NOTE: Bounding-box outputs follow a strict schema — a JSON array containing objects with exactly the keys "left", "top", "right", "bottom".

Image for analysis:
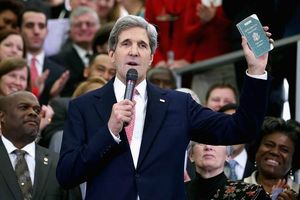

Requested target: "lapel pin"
[
  {"left": 44, "top": 157, "right": 48, "bottom": 165},
  {"left": 159, "top": 99, "right": 165, "bottom": 103}
]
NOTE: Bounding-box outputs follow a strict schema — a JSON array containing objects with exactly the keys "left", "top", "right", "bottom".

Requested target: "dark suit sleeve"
[
  {"left": 189, "top": 75, "right": 271, "bottom": 145},
  {"left": 56, "top": 99, "right": 125, "bottom": 189}
]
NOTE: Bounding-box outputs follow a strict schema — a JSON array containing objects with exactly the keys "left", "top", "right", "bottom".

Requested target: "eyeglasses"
[{"left": 72, "top": 21, "right": 97, "bottom": 29}]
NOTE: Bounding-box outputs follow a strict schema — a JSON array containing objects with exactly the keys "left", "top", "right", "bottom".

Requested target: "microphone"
[
  {"left": 124, "top": 68, "right": 138, "bottom": 100},
  {"left": 123, "top": 69, "right": 138, "bottom": 127}
]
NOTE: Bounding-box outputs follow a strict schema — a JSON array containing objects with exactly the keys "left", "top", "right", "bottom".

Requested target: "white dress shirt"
[
  {"left": 234, "top": 148, "right": 248, "bottom": 180},
  {"left": 113, "top": 77, "right": 147, "bottom": 168},
  {"left": 1, "top": 136, "right": 36, "bottom": 184},
  {"left": 27, "top": 52, "right": 45, "bottom": 76}
]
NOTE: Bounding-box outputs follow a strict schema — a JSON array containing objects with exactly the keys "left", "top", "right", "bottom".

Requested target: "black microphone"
[
  {"left": 124, "top": 68, "right": 138, "bottom": 100},
  {"left": 123, "top": 68, "right": 138, "bottom": 127}
]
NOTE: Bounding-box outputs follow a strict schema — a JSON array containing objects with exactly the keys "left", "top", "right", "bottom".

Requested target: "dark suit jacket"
[
  {"left": 50, "top": 46, "right": 85, "bottom": 97},
  {"left": 0, "top": 140, "right": 82, "bottom": 200},
  {"left": 39, "top": 57, "right": 65, "bottom": 105},
  {"left": 57, "top": 75, "right": 271, "bottom": 199}
]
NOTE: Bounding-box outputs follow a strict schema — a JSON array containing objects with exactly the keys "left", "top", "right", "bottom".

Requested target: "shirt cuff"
[
  {"left": 109, "top": 128, "right": 121, "bottom": 143},
  {"left": 246, "top": 70, "right": 268, "bottom": 80}
]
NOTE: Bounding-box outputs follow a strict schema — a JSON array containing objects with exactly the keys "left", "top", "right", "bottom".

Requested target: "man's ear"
[
  {"left": 149, "top": 54, "right": 154, "bottom": 66},
  {"left": 108, "top": 51, "right": 115, "bottom": 63}
]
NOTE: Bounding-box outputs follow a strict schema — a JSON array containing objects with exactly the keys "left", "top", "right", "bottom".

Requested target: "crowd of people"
[{"left": 0, "top": 0, "right": 300, "bottom": 199}]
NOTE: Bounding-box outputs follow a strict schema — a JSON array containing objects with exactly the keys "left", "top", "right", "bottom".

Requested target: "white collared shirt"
[
  {"left": 113, "top": 77, "right": 147, "bottom": 168},
  {"left": 1, "top": 136, "right": 36, "bottom": 184},
  {"left": 27, "top": 52, "right": 45, "bottom": 76},
  {"left": 72, "top": 44, "right": 92, "bottom": 67},
  {"left": 234, "top": 148, "right": 248, "bottom": 180}
]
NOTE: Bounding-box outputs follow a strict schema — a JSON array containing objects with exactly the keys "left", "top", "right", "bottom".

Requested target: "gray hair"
[
  {"left": 69, "top": 6, "right": 100, "bottom": 28},
  {"left": 108, "top": 15, "right": 158, "bottom": 54}
]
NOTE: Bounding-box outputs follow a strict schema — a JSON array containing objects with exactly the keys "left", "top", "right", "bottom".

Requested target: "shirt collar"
[
  {"left": 27, "top": 51, "right": 44, "bottom": 64},
  {"left": 1, "top": 135, "right": 36, "bottom": 158},
  {"left": 113, "top": 76, "right": 147, "bottom": 102},
  {"left": 73, "top": 44, "right": 92, "bottom": 59},
  {"left": 234, "top": 148, "right": 247, "bottom": 168}
]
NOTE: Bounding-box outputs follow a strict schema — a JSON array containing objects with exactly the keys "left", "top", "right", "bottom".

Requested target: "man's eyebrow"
[{"left": 120, "top": 38, "right": 130, "bottom": 43}]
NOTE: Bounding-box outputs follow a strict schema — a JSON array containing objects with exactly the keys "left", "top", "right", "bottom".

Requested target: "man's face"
[
  {"left": 70, "top": 13, "right": 99, "bottom": 47},
  {"left": 148, "top": 72, "right": 176, "bottom": 89},
  {"left": 206, "top": 88, "right": 236, "bottom": 111},
  {"left": 85, "top": 54, "right": 116, "bottom": 81},
  {"left": 21, "top": 11, "right": 48, "bottom": 54},
  {"left": 0, "top": 92, "right": 41, "bottom": 146},
  {"left": 0, "top": 10, "right": 18, "bottom": 32},
  {"left": 109, "top": 27, "right": 153, "bottom": 84}
]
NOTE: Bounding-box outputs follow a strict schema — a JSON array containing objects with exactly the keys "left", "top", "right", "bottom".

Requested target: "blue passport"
[{"left": 236, "top": 14, "right": 273, "bottom": 58}]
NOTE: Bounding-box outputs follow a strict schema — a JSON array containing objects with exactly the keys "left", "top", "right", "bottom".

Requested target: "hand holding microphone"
[
  {"left": 123, "top": 68, "right": 138, "bottom": 126},
  {"left": 108, "top": 69, "right": 138, "bottom": 135}
]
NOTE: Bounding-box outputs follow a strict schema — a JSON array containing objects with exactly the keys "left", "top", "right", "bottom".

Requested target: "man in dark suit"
[
  {"left": 20, "top": 7, "right": 69, "bottom": 105},
  {"left": 50, "top": 6, "right": 99, "bottom": 97},
  {"left": 0, "top": 91, "right": 82, "bottom": 200},
  {"left": 57, "top": 15, "right": 272, "bottom": 199}
]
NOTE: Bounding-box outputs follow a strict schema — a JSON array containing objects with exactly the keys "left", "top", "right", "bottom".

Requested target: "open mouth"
[
  {"left": 264, "top": 158, "right": 279, "bottom": 166},
  {"left": 126, "top": 61, "right": 138, "bottom": 66}
]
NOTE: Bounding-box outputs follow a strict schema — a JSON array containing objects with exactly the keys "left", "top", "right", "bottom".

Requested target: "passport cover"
[{"left": 236, "top": 14, "right": 273, "bottom": 58}]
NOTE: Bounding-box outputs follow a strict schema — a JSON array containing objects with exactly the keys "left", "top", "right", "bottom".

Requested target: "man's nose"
[
  {"left": 129, "top": 45, "right": 139, "bottom": 56},
  {"left": 33, "top": 25, "right": 40, "bottom": 34}
]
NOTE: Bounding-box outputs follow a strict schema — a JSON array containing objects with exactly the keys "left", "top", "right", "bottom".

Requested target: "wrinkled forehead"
[{"left": 118, "top": 27, "right": 150, "bottom": 44}]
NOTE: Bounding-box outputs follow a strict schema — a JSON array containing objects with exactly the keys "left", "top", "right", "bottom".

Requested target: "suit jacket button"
[{"left": 135, "top": 173, "right": 140, "bottom": 178}]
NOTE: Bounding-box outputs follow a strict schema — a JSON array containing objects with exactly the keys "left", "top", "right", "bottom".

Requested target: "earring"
[{"left": 288, "top": 169, "right": 294, "bottom": 181}]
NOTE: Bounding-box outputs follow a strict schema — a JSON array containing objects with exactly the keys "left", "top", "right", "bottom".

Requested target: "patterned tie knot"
[{"left": 14, "top": 149, "right": 26, "bottom": 156}]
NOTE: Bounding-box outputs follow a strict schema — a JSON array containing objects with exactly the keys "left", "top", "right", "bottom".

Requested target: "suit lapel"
[
  {"left": 32, "top": 146, "right": 51, "bottom": 199},
  {"left": 0, "top": 140, "right": 23, "bottom": 199},
  {"left": 137, "top": 83, "right": 168, "bottom": 168},
  {"left": 93, "top": 79, "right": 117, "bottom": 123}
]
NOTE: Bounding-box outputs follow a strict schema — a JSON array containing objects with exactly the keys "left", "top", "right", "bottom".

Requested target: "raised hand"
[
  {"left": 50, "top": 70, "right": 70, "bottom": 98},
  {"left": 242, "top": 26, "right": 273, "bottom": 75}
]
